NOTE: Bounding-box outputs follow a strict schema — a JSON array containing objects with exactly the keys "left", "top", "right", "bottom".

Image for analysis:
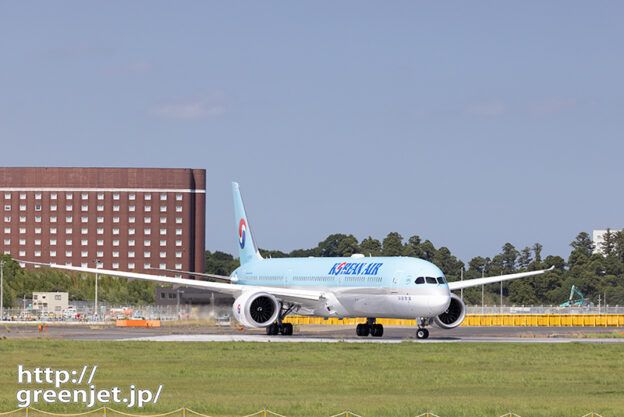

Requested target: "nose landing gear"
[{"left": 356, "top": 318, "right": 384, "bottom": 337}]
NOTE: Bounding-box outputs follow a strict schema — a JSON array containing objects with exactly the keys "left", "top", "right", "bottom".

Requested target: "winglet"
[{"left": 232, "top": 182, "right": 263, "bottom": 264}]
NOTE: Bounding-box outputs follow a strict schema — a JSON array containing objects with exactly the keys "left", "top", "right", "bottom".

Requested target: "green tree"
[
  {"left": 600, "top": 229, "right": 616, "bottom": 256},
  {"left": 336, "top": 235, "right": 360, "bottom": 257},
  {"left": 382, "top": 232, "right": 403, "bottom": 256},
  {"left": 359, "top": 236, "right": 382, "bottom": 257},
  {"left": 532, "top": 242, "right": 543, "bottom": 264},
  {"left": 518, "top": 246, "right": 532, "bottom": 269},
  {"left": 501, "top": 243, "right": 519, "bottom": 273}
]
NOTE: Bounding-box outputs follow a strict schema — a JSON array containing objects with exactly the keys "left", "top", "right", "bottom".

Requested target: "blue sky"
[{"left": 1, "top": 2, "right": 623, "bottom": 264}]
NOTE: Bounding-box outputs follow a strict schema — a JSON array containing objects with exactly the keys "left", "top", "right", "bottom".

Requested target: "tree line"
[{"left": 2, "top": 230, "right": 624, "bottom": 308}]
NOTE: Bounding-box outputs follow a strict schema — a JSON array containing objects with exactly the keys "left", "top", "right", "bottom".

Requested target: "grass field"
[{"left": 1, "top": 340, "right": 623, "bottom": 417}]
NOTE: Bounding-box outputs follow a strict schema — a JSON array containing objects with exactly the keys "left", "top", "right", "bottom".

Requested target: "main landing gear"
[
  {"left": 416, "top": 317, "right": 430, "bottom": 339},
  {"left": 266, "top": 303, "right": 296, "bottom": 336},
  {"left": 356, "top": 318, "right": 384, "bottom": 337}
]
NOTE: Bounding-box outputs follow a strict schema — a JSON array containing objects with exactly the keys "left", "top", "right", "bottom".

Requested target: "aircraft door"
[{"left": 391, "top": 270, "right": 403, "bottom": 293}]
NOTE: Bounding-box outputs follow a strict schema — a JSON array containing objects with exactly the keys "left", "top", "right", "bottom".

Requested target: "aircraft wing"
[
  {"left": 447, "top": 266, "right": 554, "bottom": 291},
  {"left": 18, "top": 261, "right": 323, "bottom": 304},
  {"left": 146, "top": 266, "right": 235, "bottom": 283}
]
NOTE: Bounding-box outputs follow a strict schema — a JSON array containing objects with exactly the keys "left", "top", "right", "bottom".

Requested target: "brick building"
[{"left": 0, "top": 167, "right": 205, "bottom": 275}]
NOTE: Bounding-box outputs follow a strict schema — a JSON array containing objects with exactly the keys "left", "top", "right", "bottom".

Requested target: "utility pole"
[
  {"left": 93, "top": 259, "right": 102, "bottom": 320},
  {"left": 0, "top": 260, "right": 5, "bottom": 321}
]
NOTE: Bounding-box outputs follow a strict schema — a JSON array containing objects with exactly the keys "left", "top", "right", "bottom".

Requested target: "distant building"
[
  {"left": 32, "top": 292, "right": 68, "bottom": 314},
  {"left": 592, "top": 229, "right": 622, "bottom": 255},
  {"left": 0, "top": 167, "right": 205, "bottom": 275},
  {"left": 155, "top": 286, "right": 234, "bottom": 306}
]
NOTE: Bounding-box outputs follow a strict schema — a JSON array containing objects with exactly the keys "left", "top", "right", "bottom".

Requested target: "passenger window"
[
  {"left": 426, "top": 277, "right": 437, "bottom": 284},
  {"left": 437, "top": 277, "right": 446, "bottom": 284},
  {"left": 415, "top": 277, "right": 425, "bottom": 284}
]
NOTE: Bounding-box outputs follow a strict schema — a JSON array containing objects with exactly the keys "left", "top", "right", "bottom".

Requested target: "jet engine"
[
  {"left": 434, "top": 293, "right": 466, "bottom": 329},
  {"left": 232, "top": 292, "right": 280, "bottom": 328}
]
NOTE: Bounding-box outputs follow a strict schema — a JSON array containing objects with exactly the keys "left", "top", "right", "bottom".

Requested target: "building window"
[
  {"left": 129, "top": 205, "right": 135, "bottom": 212},
  {"left": 144, "top": 240, "right": 151, "bottom": 246},
  {"left": 160, "top": 251, "right": 166, "bottom": 258},
  {"left": 50, "top": 250, "right": 56, "bottom": 257},
  {"left": 35, "top": 204, "right": 42, "bottom": 211},
  {"left": 81, "top": 193, "right": 88, "bottom": 200},
  {"left": 160, "top": 240, "right": 166, "bottom": 246},
  {"left": 128, "top": 251, "right": 135, "bottom": 258},
  {"left": 113, "top": 217, "right": 120, "bottom": 223},
  {"left": 113, "top": 228, "right": 119, "bottom": 235},
  {"left": 66, "top": 227, "right": 72, "bottom": 234},
  {"left": 129, "top": 239, "right": 135, "bottom": 246},
  {"left": 175, "top": 240, "right": 182, "bottom": 247},
  {"left": 50, "top": 216, "right": 57, "bottom": 223},
  {"left": 50, "top": 205, "right": 57, "bottom": 211},
  {"left": 81, "top": 216, "right": 88, "bottom": 223},
  {"left": 19, "top": 227, "right": 26, "bottom": 234},
  {"left": 145, "top": 194, "right": 151, "bottom": 200},
  {"left": 81, "top": 228, "right": 88, "bottom": 234},
  {"left": 113, "top": 205, "right": 120, "bottom": 212},
  {"left": 176, "top": 229, "right": 182, "bottom": 235},
  {"left": 65, "top": 239, "right": 72, "bottom": 245},
  {"left": 145, "top": 206, "right": 151, "bottom": 212},
  {"left": 112, "top": 262, "right": 119, "bottom": 269},
  {"left": 81, "top": 262, "right": 88, "bottom": 267},
  {"left": 175, "top": 251, "right": 182, "bottom": 258},
  {"left": 97, "top": 216, "right": 104, "bottom": 223},
  {"left": 145, "top": 228, "right": 151, "bottom": 235},
  {"left": 81, "top": 239, "right": 88, "bottom": 246},
  {"left": 19, "top": 216, "right": 26, "bottom": 222},
  {"left": 176, "top": 206, "right": 182, "bottom": 212},
  {"left": 66, "top": 205, "right": 73, "bottom": 211},
  {"left": 97, "top": 251, "right": 104, "bottom": 257},
  {"left": 113, "top": 193, "right": 120, "bottom": 200},
  {"left": 145, "top": 217, "right": 151, "bottom": 224},
  {"left": 97, "top": 240, "right": 103, "bottom": 246},
  {"left": 129, "top": 228, "right": 135, "bottom": 235},
  {"left": 4, "top": 205, "right": 10, "bottom": 211},
  {"left": 176, "top": 217, "right": 182, "bottom": 224},
  {"left": 129, "top": 194, "right": 135, "bottom": 200},
  {"left": 160, "top": 206, "right": 167, "bottom": 212},
  {"left": 113, "top": 240, "right": 119, "bottom": 246},
  {"left": 3, "top": 239, "right": 9, "bottom": 245},
  {"left": 19, "top": 193, "right": 26, "bottom": 200},
  {"left": 129, "top": 217, "right": 135, "bottom": 223},
  {"left": 19, "top": 205, "right": 26, "bottom": 211},
  {"left": 160, "top": 229, "right": 166, "bottom": 235},
  {"left": 66, "top": 250, "right": 72, "bottom": 257},
  {"left": 128, "top": 262, "right": 135, "bottom": 269},
  {"left": 81, "top": 205, "right": 88, "bottom": 211},
  {"left": 66, "top": 193, "right": 73, "bottom": 200},
  {"left": 50, "top": 239, "right": 57, "bottom": 245},
  {"left": 19, "top": 250, "right": 26, "bottom": 257},
  {"left": 35, "top": 216, "right": 42, "bottom": 223},
  {"left": 144, "top": 263, "right": 151, "bottom": 269},
  {"left": 4, "top": 193, "right": 10, "bottom": 199},
  {"left": 175, "top": 263, "right": 182, "bottom": 269},
  {"left": 81, "top": 251, "right": 88, "bottom": 257},
  {"left": 160, "top": 194, "right": 167, "bottom": 201},
  {"left": 51, "top": 193, "right": 57, "bottom": 200},
  {"left": 4, "top": 215, "right": 10, "bottom": 222},
  {"left": 160, "top": 217, "right": 167, "bottom": 224},
  {"left": 19, "top": 238, "right": 26, "bottom": 245},
  {"left": 35, "top": 193, "right": 42, "bottom": 200},
  {"left": 97, "top": 228, "right": 104, "bottom": 234},
  {"left": 97, "top": 205, "right": 104, "bottom": 212},
  {"left": 176, "top": 194, "right": 182, "bottom": 201},
  {"left": 160, "top": 263, "right": 166, "bottom": 269},
  {"left": 97, "top": 193, "right": 104, "bottom": 200},
  {"left": 66, "top": 216, "right": 72, "bottom": 222},
  {"left": 50, "top": 228, "right": 57, "bottom": 234},
  {"left": 3, "top": 227, "right": 10, "bottom": 233},
  {"left": 113, "top": 251, "right": 119, "bottom": 258},
  {"left": 35, "top": 239, "right": 41, "bottom": 245},
  {"left": 144, "top": 251, "right": 151, "bottom": 258}
]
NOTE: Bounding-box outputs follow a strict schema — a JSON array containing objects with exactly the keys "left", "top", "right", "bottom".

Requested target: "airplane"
[{"left": 21, "top": 182, "right": 554, "bottom": 339}]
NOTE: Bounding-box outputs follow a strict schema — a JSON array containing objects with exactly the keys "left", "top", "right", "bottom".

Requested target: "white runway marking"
[{"left": 119, "top": 334, "right": 624, "bottom": 343}]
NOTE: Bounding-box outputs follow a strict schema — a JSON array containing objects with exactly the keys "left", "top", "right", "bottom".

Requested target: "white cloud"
[
  {"left": 465, "top": 100, "right": 507, "bottom": 117},
  {"left": 151, "top": 94, "right": 227, "bottom": 120}
]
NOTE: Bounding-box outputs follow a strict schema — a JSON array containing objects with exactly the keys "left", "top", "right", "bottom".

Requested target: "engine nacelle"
[
  {"left": 232, "top": 292, "right": 280, "bottom": 328},
  {"left": 434, "top": 293, "right": 466, "bottom": 329}
]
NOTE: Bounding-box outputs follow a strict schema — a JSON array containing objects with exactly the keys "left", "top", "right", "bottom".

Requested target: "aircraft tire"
[
  {"left": 266, "top": 324, "right": 279, "bottom": 335},
  {"left": 416, "top": 328, "right": 429, "bottom": 339},
  {"left": 371, "top": 324, "right": 384, "bottom": 337},
  {"left": 281, "top": 323, "right": 293, "bottom": 336},
  {"left": 356, "top": 323, "right": 370, "bottom": 337}
]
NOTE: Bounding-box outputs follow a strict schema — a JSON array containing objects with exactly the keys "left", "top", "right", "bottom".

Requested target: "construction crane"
[{"left": 560, "top": 285, "right": 594, "bottom": 307}]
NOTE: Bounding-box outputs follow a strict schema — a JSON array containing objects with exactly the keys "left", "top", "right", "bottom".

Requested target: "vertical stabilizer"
[{"left": 232, "top": 182, "right": 263, "bottom": 264}]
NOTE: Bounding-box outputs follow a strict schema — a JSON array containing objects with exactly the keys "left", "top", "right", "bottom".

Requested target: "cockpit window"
[
  {"left": 425, "top": 277, "right": 437, "bottom": 284},
  {"left": 415, "top": 277, "right": 425, "bottom": 284},
  {"left": 437, "top": 277, "right": 446, "bottom": 284}
]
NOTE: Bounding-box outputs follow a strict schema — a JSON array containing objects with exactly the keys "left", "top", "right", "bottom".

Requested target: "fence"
[{"left": 0, "top": 407, "right": 607, "bottom": 417}]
